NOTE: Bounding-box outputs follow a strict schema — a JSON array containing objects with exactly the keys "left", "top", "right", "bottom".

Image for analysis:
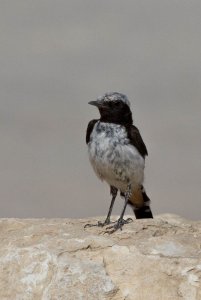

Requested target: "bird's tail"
[{"left": 129, "top": 186, "right": 153, "bottom": 219}]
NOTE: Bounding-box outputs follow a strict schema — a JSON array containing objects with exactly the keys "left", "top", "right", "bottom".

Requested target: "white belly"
[{"left": 88, "top": 122, "right": 145, "bottom": 192}]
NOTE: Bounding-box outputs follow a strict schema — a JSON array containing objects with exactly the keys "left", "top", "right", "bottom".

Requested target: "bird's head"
[{"left": 88, "top": 92, "right": 133, "bottom": 125}]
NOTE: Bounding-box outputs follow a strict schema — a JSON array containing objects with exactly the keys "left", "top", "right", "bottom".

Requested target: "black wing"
[
  {"left": 126, "top": 125, "right": 148, "bottom": 158},
  {"left": 86, "top": 119, "right": 98, "bottom": 144}
]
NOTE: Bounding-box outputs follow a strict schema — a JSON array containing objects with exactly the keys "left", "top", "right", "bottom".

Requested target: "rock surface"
[{"left": 0, "top": 215, "right": 201, "bottom": 300}]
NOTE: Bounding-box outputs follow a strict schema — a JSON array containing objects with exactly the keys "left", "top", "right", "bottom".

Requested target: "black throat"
[{"left": 99, "top": 104, "right": 133, "bottom": 126}]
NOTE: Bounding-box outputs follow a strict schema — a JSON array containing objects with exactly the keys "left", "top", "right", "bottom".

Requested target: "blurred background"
[{"left": 0, "top": 0, "right": 200, "bottom": 219}]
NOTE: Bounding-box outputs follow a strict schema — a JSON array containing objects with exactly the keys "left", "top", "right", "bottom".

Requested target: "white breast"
[{"left": 88, "top": 122, "right": 145, "bottom": 192}]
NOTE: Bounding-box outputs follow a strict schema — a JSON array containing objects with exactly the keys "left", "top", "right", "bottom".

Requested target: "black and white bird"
[{"left": 85, "top": 92, "right": 153, "bottom": 233}]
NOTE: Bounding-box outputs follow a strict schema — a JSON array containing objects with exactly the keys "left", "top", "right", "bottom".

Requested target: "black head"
[{"left": 88, "top": 92, "right": 133, "bottom": 125}]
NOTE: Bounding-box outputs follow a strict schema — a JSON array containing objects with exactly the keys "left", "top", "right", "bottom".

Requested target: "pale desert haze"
[{"left": 0, "top": 1, "right": 200, "bottom": 219}]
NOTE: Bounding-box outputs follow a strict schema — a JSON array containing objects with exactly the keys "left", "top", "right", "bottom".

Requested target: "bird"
[{"left": 85, "top": 92, "right": 153, "bottom": 233}]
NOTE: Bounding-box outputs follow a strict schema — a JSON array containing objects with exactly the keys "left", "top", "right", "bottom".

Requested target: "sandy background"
[{"left": 0, "top": 1, "right": 200, "bottom": 219}]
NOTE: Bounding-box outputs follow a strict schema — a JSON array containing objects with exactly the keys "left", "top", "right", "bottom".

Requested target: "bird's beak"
[
  {"left": 88, "top": 100, "right": 99, "bottom": 107},
  {"left": 88, "top": 100, "right": 104, "bottom": 108}
]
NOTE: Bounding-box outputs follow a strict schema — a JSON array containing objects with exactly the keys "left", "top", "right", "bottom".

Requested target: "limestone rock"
[{"left": 0, "top": 214, "right": 201, "bottom": 299}]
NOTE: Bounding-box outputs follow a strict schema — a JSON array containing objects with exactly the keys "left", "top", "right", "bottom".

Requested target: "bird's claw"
[
  {"left": 84, "top": 219, "right": 115, "bottom": 229},
  {"left": 105, "top": 217, "right": 133, "bottom": 234}
]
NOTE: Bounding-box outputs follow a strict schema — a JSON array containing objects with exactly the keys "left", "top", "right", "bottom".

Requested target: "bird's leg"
[
  {"left": 101, "top": 186, "right": 118, "bottom": 225},
  {"left": 84, "top": 186, "right": 118, "bottom": 228},
  {"left": 106, "top": 184, "right": 133, "bottom": 234}
]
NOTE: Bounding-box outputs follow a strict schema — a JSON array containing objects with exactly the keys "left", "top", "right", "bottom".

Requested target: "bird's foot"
[
  {"left": 84, "top": 218, "right": 115, "bottom": 229},
  {"left": 105, "top": 217, "right": 133, "bottom": 234}
]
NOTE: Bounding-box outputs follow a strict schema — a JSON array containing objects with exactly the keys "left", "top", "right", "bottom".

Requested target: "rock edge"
[{"left": 0, "top": 214, "right": 201, "bottom": 300}]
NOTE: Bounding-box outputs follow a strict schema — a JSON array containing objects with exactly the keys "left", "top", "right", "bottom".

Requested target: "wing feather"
[
  {"left": 86, "top": 119, "right": 98, "bottom": 144},
  {"left": 126, "top": 125, "right": 148, "bottom": 158}
]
